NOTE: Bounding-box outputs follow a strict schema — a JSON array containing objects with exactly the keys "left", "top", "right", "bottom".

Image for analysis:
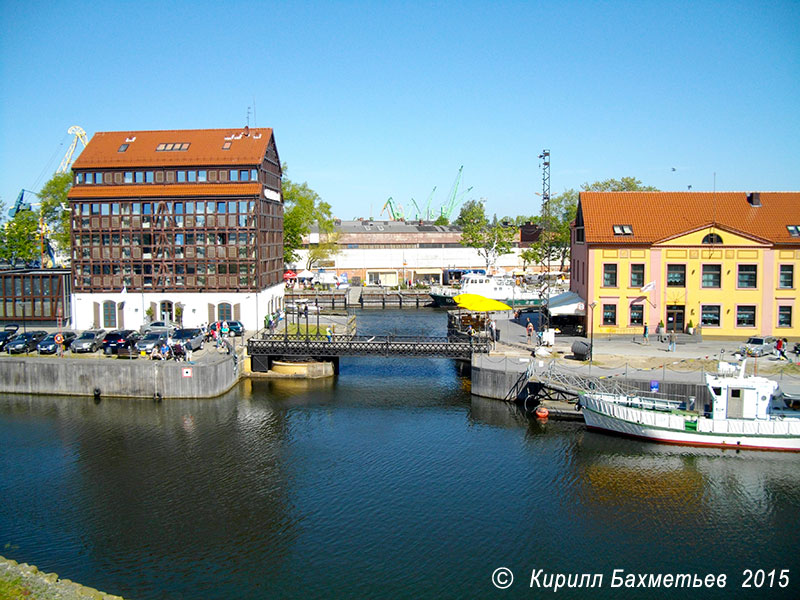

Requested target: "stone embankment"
[{"left": 0, "top": 556, "right": 124, "bottom": 600}]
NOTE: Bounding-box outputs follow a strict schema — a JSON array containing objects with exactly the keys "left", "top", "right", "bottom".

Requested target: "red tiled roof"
[
  {"left": 71, "top": 128, "right": 274, "bottom": 168},
  {"left": 68, "top": 183, "right": 262, "bottom": 199},
  {"left": 580, "top": 192, "right": 800, "bottom": 245}
]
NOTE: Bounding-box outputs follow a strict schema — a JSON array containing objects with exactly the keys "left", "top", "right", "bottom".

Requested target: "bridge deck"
[{"left": 248, "top": 334, "right": 491, "bottom": 365}]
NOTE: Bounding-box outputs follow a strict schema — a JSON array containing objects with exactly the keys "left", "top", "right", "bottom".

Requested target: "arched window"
[
  {"left": 159, "top": 300, "right": 173, "bottom": 321},
  {"left": 218, "top": 302, "right": 232, "bottom": 321},
  {"left": 702, "top": 233, "right": 723, "bottom": 244},
  {"left": 103, "top": 301, "right": 117, "bottom": 328}
]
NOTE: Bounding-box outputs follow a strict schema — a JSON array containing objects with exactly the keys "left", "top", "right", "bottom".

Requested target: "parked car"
[
  {"left": 6, "top": 330, "right": 48, "bottom": 354},
  {"left": 208, "top": 320, "right": 245, "bottom": 337},
  {"left": 0, "top": 325, "right": 20, "bottom": 351},
  {"left": 143, "top": 320, "right": 180, "bottom": 335},
  {"left": 738, "top": 336, "right": 778, "bottom": 357},
  {"left": 70, "top": 329, "right": 107, "bottom": 353},
  {"left": 37, "top": 331, "right": 77, "bottom": 354},
  {"left": 172, "top": 328, "right": 204, "bottom": 352},
  {"left": 102, "top": 330, "right": 141, "bottom": 355},
  {"left": 135, "top": 331, "right": 168, "bottom": 354}
]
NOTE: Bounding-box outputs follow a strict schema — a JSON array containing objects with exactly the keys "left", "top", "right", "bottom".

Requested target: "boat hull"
[{"left": 581, "top": 396, "right": 800, "bottom": 452}]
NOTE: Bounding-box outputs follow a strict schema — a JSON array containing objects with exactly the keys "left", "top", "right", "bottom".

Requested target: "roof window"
[
  {"left": 222, "top": 141, "right": 232, "bottom": 150},
  {"left": 613, "top": 225, "right": 633, "bottom": 235},
  {"left": 156, "top": 142, "right": 190, "bottom": 152},
  {"left": 788, "top": 225, "right": 800, "bottom": 237},
  {"left": 118, "top": 144, "right": 129, "bottom": 153}
]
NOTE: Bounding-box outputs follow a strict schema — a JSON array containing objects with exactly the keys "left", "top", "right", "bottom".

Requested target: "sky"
[{"left": 1, "top": 0, "right": 799, "bottom": 222}]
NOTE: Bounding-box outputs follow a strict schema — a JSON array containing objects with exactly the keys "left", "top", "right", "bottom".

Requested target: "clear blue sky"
[{"left": 2, "top": 0, "right": 798, "bottom": 221}]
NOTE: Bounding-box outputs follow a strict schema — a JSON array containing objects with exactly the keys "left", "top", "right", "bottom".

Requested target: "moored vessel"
[
  {"left": 429, "top": 273, "right": 542, "bottom": 307},
  {"left": 579, "top": 361, "right": 800, "bottom": 451}
]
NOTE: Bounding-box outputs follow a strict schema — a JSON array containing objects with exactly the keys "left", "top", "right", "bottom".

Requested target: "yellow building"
[{"left": 570, "top": 192, "right": 800, "bottom": 339}]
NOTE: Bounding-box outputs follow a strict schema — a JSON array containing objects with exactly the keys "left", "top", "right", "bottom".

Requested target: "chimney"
[{"left": 747, "top": 192, "right": 761, "bottom": 207}]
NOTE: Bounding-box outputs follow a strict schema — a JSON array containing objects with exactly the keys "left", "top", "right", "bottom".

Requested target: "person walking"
[
  {"left": 526, "top": 319, "right": 534, "bottom": 344},
  {"left": 643, "top": 323, "right": 649, "bottom": 345},
  {"left": 325, "top": 326, "right": 333, "bottom": 342},
  {"left": 668, "top": 330, "right": 676, "bottom": 352},
  {"left": 778, "top": 338, "right": 789, "bottom": 361}
]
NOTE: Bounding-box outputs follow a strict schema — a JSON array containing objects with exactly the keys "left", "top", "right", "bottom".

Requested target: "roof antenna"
[
  {"left": 252, "top": 96, "right": 257, "bottom": 128},
  {"left": 246, "top": 106, "right": 251, "bottom": 128}
]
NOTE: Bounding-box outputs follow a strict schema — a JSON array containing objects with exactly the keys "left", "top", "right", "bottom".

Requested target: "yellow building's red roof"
[
  {"left": 580, "top": 192, "right": 800, "bottom": 245},
  {"left": 68, "top": 183, "right": 262, "bottom": 199},
  {"left": 72, "top": 128, "right": 273, "bottom": 169}
]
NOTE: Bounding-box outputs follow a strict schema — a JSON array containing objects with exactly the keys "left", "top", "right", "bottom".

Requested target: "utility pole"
[{"left": 538, "top": 149, "right": 551, "bottom": 332}]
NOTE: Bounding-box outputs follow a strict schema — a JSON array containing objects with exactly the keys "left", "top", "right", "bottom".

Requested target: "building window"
[
  {"left": 177, "top": 171, "right": 186, "bottom": 183},
  {"left": 102, "top": 301, "right": 116, "bottom": 328},
  {"left": 603, "top": 264, "right": 617, "bottom": 287},
  {"left": 145, "top": 171, "right": 154, "bottom": 183},
  {"left": 787, "top": 225, "right": 799, "bottom": 237},
  {"left": 779, "top": 264, "right": 794, "bottom": 288},
  {"left": 702, "top": 233, "right": 723, "bottom": 244},
  {"left": 701, "top": 305, "right": 721, "bottom": 327},
  {"left": 702, "top": 264, "right": 721, "bottom": 288},
  {"left": 218, "top": 302, "right": 232, "bottom": 321},
  {"left": 118, "top": 144, "right": 129, "bottom": 152},
  {"left": 736, "top": 305, "right": 756, "bottom": 327},
  {"left": 602, "top": 304, "right": 617, "bottom": 326},
  {"left": 135, "top": 172, "right": 144, "bottom": 183},
  {"left": 612, "top": 225, "right": 633, "bottom": 235},
  {"left": 222, "top": 141, "right": 232, "bottom": 150},
  {"left": 629, "top": 304, "right": 644, "bottom": 326},
  {"left": 737, "top": 264, "right": 757, "bottom": 288},
  {"left": 198, "top": 170, "right": 207, "bottom": 182},
  {"left": 630, "top": 264, "right": 645, "bottom": 288},
  {"left": 230, "top": 169, "right": 239, "bottom": 181},
  {"left": 667, "top": 264, "right": 686, "bottom": 287},
  {"left": 778, "top": 306, "right": 792, "bottom": 327}
]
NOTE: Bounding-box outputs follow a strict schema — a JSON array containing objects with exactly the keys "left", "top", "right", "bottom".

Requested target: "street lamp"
[{"left": 588, "top": 302, "right": 597, "bottom": 368}]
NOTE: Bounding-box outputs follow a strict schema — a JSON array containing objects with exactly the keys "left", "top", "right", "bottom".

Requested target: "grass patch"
[{"left": 0, "top": 575, "right": 32, "bottom": 599}]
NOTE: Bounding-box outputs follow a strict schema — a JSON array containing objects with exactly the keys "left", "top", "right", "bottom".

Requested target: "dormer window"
[
  {"left": 613, "top": 225, "right": 633, "bottom": 235},
  {"left": 702, "top": 233, "right": 723, "bottom": 244}
]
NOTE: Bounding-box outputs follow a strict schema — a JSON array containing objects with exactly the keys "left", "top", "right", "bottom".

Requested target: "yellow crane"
[{"left": 56, "top": 126, "right": 88, "bottom": 173}]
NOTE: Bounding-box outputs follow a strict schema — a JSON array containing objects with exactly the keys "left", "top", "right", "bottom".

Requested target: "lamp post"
[{"left": 588, "top": 302, "right": 597, "bottom": 369}]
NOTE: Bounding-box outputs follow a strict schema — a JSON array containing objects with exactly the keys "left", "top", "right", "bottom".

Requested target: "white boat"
[
  {"left": 429, "top": 273, "right": 542, "bottom": 308},
  {"left": 579, "top": 361, "right": 800, "bottom": 452}
]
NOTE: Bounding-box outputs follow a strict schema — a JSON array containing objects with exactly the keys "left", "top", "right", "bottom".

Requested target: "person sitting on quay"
[{"left": 150, "top": 346, "right": 162, "bottom": 360}]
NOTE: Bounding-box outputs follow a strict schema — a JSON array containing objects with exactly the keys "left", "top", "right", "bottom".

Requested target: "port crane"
[
  {"left": 380, "top": 197, "right": 405, "bottom": 221},
  {"left": 56, "top": 126, "right": 88, "bottom": 173},
  {"left": 439, "top": 166, "right": 472, "bottom": 221}
]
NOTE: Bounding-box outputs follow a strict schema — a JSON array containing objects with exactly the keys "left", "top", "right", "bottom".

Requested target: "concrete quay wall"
[{"left": 0, "top": 355, "right": 239, "bottom": 399}]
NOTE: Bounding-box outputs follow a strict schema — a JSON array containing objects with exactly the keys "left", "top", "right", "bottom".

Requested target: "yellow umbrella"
[{"left": 453, "top": 294, "right": 511, "bottom": 312}]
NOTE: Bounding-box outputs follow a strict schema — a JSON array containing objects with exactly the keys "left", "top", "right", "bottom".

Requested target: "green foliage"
[
  {"left": 520, "top": 247, "right": 544, "bottom": 269},
  {"left": 38, "top": 172, "right": 73, "bottom": 251},
  {"left": 282, "top": 164, "right": 334, "bottom": 267},
  {"left": 0, "top": 210, "right": 39, "bottom": 266},
  {"left": 458, "top": 198, "right": 516, "bottom": 270},
  {"left": 433, "top": 214, "right": 449, "bottom": 226},
  {"left": 581, "top": 176, "right": 659, "bottom": 192}
]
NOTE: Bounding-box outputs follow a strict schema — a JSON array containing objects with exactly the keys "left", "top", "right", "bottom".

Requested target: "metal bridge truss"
[
  {"left": 509, "top": 363, "right": 638, "bottom": 405},
  {"left": 248, "top": 334, "right": 491, "bottom": 372}
]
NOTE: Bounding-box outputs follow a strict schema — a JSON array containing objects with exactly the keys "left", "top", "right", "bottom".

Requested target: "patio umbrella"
[
  {"left": 283, "top": 270, "right": 297, "bottom": 280},
  {"left": 454, "top": 294, "right": 511, "bottom": 312}
]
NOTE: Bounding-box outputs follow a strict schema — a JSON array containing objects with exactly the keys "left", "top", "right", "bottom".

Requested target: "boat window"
[
  {"left": 731, "top": 389, "right": 741, "bottom": 398},
  {"left": 712, "top": 387, "right": 721, "bottom": 396}
]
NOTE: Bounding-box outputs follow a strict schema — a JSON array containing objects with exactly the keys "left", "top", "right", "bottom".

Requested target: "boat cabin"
[{"left": 706, "top": 362, "right": 778, "bottom": 420}]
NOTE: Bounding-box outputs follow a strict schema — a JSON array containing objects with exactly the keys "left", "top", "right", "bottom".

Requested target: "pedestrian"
[
  {"left": 489, "top": 319, "right": 497, "bottom": 348},
  {"left": 778, "top": 338, "right": 789, "bottom": 361},
  {"left": 221, "top": 320, "right": 230, "bottom": 338},
  {"left": 643, "top": 323, "right": 649, "bottom": 345},
  {"left": 668, "top": 331, "right": 676, "bottom": 352},
  {"left": 186, "top": 344, "right": 193, "bottom": 363},
  {"left": 325, "top": 326, "right": 332, "bottom": 342},
  {"left": 526, "top": 319, "right": 533, "bottom": 344}
]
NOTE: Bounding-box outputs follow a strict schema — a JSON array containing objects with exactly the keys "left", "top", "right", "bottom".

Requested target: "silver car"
[
  {"left": 135, "top": 332, "right": 168, "bottom": 354},
  {"left": 172, "top": 328, "right": 204, "bottom": 351},
  {"left": 739, "top": 336, "right": 778, "bottom": 357},
  {"left": 70, "top": 330, "right": 107, "bottom": 353}
]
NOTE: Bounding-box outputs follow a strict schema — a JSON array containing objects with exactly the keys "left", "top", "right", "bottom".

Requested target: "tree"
[
  {"left": 581, "top": 176, "right": 658, "bottom": 192},
  {"left": 282, "top": 165, "right": 335, "bottom": 267},
  {"left": 38, "top": 172, "right": 73, "bottom": 252},
  {"left": 520, "top": 247, "right": 544, "bottom": 270},
  {"left": 0, "top": 209, "right": 40, "bottom": 267},
  {"left": 306, "top": 231, "right": 340, "bottom": 270},
  {"left": 433, "top": 214, "right": 449, "bottom": 226},
  {"left": 458, "top": 198, "right": 516, "bottom": 270}
]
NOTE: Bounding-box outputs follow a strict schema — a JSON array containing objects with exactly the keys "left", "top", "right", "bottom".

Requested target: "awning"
[
  {"left": 297, "top": 269, "right": 314, "bottom": 279},
  {"left": 413, "top": 268, "right": 442, "bottom": 275},
  {"left": 547, "top": 291, "right": 586, "bottom": 316}
]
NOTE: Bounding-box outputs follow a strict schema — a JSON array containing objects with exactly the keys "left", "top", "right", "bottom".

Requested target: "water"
[{"left": 1, "top": 310, "right": 798, "bottom": 599}]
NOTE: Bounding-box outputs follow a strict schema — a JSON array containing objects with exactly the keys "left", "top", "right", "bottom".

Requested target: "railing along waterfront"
[{"left": 248, "top": 333, "right": 491, "bottom": 359}]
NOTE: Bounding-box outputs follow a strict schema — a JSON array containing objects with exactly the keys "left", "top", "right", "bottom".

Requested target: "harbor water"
[{"left": 1, "top": 310, "right": 798, "bottom": 599}]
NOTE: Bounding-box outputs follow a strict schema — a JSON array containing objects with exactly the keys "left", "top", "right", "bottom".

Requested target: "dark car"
[
  {"left": 209, "top": 320, "right": 244, "bottom": 337},
  {"left": 6, "top": 330, "right": 48, "bottom": 354},
  {"left": 0, "top": 329, "right": 20, "bottom": 351},
  {"left": 102, "top": 329, "right": 141, "bottom": 355},
  {"left": 172, "top": 328, "right": 204, "bottom": 352},
  {"left": 37, "top": 331, "right": 77, "bottom": 354},
  {"left": 70, "top": 329, "right": 107, "bottom": 353}
]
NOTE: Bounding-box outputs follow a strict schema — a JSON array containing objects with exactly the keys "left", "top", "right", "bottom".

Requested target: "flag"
[{"left": 640, "top": 281, "right": 656, "bottom": 293}]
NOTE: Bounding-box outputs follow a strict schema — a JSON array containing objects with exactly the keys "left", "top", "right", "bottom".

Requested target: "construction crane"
[
  {"left": 380, "top": 197, "right": 405, "bottom": 221},
  {"left": 7, "top": 189, "right": 56, "bottom": 267},
  {"left": 440, "top": 166, "right": 473, "bottom": 221},
  {"left": 56, "top": 126, "right": 88, "bottom": 173},
  {"left": 409, "top": 186, "right": 437, "bottom": 221}
]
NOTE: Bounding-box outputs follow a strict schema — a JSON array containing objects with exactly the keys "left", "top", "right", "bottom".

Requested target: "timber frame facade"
[{"left": 67, "top": 127, "right": 285, "bottom": 331}]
